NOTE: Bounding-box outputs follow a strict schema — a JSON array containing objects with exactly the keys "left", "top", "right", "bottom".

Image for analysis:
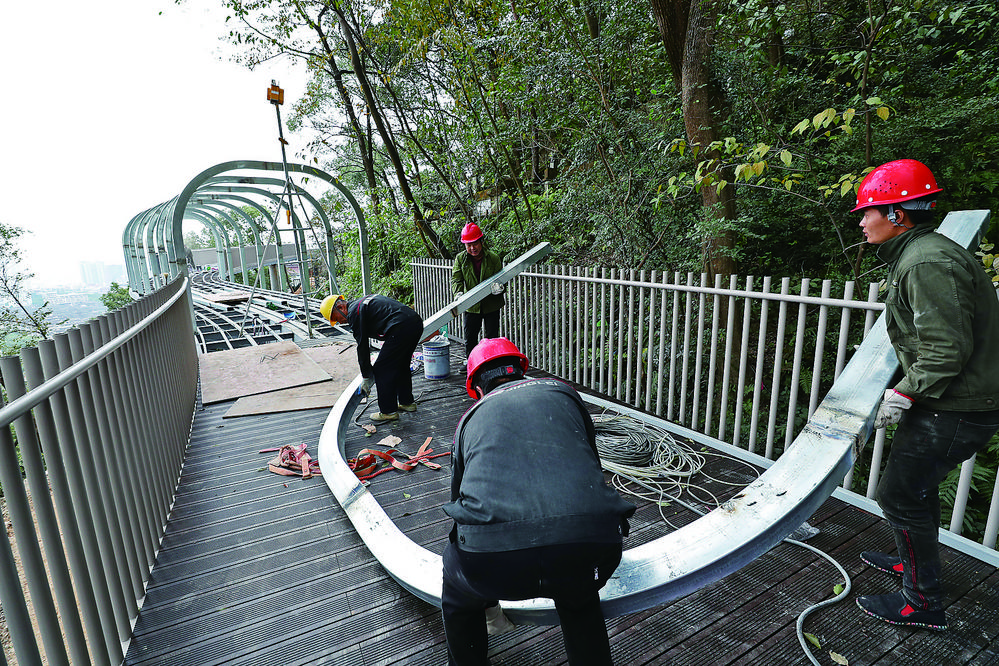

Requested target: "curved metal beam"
[
  {"left": 171, "top": 160, "right": 368, "bottom": 291},
  {"left": 190, "top": 204, "right": 250, "bottom": 281},
  {"left": 197, "top": 179, "right": 339, "bottom": 290},
  {"left": 190, "top": 190, "right": 278, "bottom": 289},
  {"left": 185, "top": 208, "right": 240, "bottom": 281}
]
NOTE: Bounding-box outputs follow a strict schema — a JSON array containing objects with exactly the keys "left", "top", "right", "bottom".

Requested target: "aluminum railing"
[
  {"left": 412, "top": 209, "right": 999, "bottom": 552},
  {"left": 0, "top": 276, "right": 197, "bottom": 665}
]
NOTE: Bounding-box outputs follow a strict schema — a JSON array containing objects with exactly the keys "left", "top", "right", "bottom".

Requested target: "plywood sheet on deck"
[
  {"left": 202, "top": 290, "right": 252, "bottom": 304},
  {"left": 222, "top": 382, "right": 340, "bottom": 418},
  {"left": 222, "top": 342, "right": 359, "bottom": 418},
  {"left": 199, "top": 341, "right": 331, "bottom": 404}
]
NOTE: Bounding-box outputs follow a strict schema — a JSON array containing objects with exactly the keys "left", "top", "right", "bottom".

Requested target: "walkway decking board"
[{"left": 124, "top": 348, "right": 999, "bottom": 666}]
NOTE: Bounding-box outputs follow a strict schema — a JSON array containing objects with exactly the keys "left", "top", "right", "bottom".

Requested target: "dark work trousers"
[
  {"left": 876, "top": 405, "right": 999, "bottom": 610},
  {"left": 442, "top": 540, "right": 622, "bottom": 666},
  {"left": 463, "top": 310, "right": 501, "bottom": 358},
  {"left": 372, "top": 316, "right": 422, "bottom": 414}
]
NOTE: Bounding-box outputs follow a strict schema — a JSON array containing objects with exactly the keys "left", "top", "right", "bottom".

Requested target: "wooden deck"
[{"left": 124, "top": 346, "right": 999, "bottom": 666}]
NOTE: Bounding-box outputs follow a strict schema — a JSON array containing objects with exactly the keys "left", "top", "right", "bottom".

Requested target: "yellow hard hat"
[{"left": 320, "top": 294, "right": 345, "bottom": 321}]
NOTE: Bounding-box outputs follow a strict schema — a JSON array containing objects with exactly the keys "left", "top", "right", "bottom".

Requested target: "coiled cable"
[{"left": 592, "top": 409, "right": 850, "bottom": 665}]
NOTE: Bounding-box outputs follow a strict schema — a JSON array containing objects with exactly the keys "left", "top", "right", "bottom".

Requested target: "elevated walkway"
[
  {"left": 3, "top": 212, "right": 997, "bottom": 665},
  {"left": 124, "top": 346, "right": 999, "bottom": 665}
]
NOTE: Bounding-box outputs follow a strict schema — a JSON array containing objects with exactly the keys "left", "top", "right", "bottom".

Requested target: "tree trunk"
[
  {"left": 331, "top": 3, "right": 450, "bottom": 259},
  {"left": 650, "top": 0, "right": 737, "bottom": 280},
  {"left": 302, "top": 5, "right": 380, "bottom": 214}
]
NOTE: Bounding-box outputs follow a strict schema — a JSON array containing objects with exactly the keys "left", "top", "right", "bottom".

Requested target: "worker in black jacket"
[
  {"left": 321, "top": 293, "right": 422, "bottom": 422},
  {"left": 442, "top": 337, "right": 635, "bottom": 665}
]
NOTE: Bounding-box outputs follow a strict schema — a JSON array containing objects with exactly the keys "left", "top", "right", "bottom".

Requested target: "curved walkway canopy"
[{"left": 122, "top": 160, "right": 370, "bottom": 296}]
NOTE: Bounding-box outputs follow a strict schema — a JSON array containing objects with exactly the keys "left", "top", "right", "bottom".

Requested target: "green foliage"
[
  {"left": 978, "top": 238, "right": 999, "bottom": 287},
  {"left": 192, "top": 0, "right": 999, "bottom": 284},
  {"left": 939, "top": 437, "right": 999, "bottom": 537},
  {"left": 184, "top": 228, "right": 217, "bottom": 249},
  {"left": 1, "top": 221, "right": 60, "bottom": 355},
  {"left": 1, "top": 331, "right": 39, "bottom": 357},
  {"left": 100, "top": 282, "right": 134, "bottom": 312}
]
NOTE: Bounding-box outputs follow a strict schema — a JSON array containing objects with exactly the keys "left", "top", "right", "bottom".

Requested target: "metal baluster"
[{"left": 784, "top": 279, "right": 809, "bottom": 448}]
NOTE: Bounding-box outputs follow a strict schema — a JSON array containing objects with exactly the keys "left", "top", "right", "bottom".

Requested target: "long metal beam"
[{"left": 318, "top": 211, "right": 992, "bottom": 623}]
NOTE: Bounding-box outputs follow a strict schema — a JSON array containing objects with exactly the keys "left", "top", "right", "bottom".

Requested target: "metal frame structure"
[{"left": 121, "top": 160, "right": 371, "bottom": 298}]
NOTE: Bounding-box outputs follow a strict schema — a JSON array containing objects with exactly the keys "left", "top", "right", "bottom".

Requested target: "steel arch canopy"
[{"left": 122, "top": 160, "right": 369, "bottom": 295}]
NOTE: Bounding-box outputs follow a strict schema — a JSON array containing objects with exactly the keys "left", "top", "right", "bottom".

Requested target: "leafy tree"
[
  {"left": 184, "top": 228, "right": 216, "bottom": 249},
  {"left": 1, "top": 222, "right": 61, "bottom": 355},
  {"left": 100, "top": 282, "right": 135, "bottom": 312},
  {"left": 650, "top": 0, "right": 738, "bottom": 278},
  {"left": 659, "top": 0, "right": 999, "bottom": 277},
  {"left": 199, "top": 0, "right": 450, "bottom": 263},
  {"left": 184, "top": 0, "right": 998, "bottom": 290}
]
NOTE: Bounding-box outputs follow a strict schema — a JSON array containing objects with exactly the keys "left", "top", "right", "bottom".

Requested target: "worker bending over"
[
  {"left": 321, "top": 294, "right": 422, "bottom": 423},
  {"left": 442, "top": 338, "right": 635, "bottom": 665}
]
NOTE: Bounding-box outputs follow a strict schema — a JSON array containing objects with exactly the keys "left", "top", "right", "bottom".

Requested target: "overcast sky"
[{"left": 0, "top": 0, "right": 308, "bottom": 287}]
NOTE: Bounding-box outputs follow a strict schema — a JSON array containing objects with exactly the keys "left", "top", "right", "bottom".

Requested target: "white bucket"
[{"left": 422, "top": 339, "right": 451, "bottom": 379}]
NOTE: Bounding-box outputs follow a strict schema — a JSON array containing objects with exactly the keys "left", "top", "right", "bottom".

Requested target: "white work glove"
[
  {"left": 874, "top": 389, "right": 913, "bottom": 428},
  {"left": 490, "top": 282, "right": 505, "bottom": 295},
  {"left": 359, "top": 377, "right": 374, "bottom": 398}
]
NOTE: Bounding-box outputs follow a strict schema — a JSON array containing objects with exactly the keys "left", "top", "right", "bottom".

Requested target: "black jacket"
[
  {"left": 345, "top": 295, "right": 422, "bottom": 377},
  {"left": 444, "top": 378, "right": 635, "bottom": 552}
]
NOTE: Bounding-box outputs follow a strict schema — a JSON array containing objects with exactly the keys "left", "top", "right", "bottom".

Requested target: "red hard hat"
[
  {"left": 851, "top": 159, "right": 942, "bottom": 212},
  {"left": 460, "top": 222, "right": 484, "bottom": 243},
  {"left": 465, "top": 337, "right": 528, "bottom": 399}
]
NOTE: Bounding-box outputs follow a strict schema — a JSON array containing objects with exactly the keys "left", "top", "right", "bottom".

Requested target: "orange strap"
[
  {"left": 260, "top": 443, "right": 322, "bottom": 479},
  {"left": 348, "top": 437, "right": 450, "bottom": 481}
]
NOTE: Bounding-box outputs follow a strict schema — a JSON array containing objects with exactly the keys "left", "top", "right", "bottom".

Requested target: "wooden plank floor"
[{"left": 124, "top": 346, "right": 999, "bottom": 666}]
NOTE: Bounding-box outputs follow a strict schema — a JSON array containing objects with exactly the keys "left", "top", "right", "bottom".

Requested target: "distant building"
[
  {"left": 80, "top": 261, "right": 106, "bottom": 287},
  {"left": 107, "top": 263, "right": 127, "bottom": 284},
  {"left": 78, "top": 261, "right": 127, "bottom": 288}
]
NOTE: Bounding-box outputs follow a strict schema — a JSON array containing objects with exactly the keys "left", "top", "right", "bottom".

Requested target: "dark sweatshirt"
[{"left": 444, "top": 377, "right": 635, "bottom": 552}]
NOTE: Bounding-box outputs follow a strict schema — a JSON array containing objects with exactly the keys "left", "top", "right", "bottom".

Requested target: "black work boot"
[
  {"left": 861, "top": 551, "right": 904, "bottom": 577},
  {"left": 856, "top": 592, "right": 947, "bottom": 631}
]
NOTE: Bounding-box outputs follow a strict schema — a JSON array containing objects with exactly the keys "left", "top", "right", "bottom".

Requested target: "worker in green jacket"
[
  {"left": 451, "top": 222, "right": 505, "bottom": 360},
  {"left": 854, "top": 159, "right": 999, "bottom": 631}
]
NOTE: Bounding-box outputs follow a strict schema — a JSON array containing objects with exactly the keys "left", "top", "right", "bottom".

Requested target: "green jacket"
[
  {"left": 451, "top": 249, "right": 505, "bottom": 314},
  {"left": 876, "top": 224, "right": 999, "bottom": 411}
]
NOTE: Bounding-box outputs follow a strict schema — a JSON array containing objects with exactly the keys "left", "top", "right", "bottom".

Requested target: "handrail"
[
  {"left": 409, "top": 261, "right": 888, "bottom": 312},
  {"left": 0, "top": 276, "right": 190, "bottom": 429},
  {"left": 0, "top": 277, "right": 198, "bottom": 664}
]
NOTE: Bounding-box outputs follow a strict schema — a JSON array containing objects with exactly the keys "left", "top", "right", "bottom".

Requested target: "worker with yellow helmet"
[{"left": 320, "top": 293, "right": 422, "bottom": 422}]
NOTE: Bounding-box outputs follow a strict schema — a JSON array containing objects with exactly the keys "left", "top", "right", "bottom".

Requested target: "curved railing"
[
  {"left": 0, "top": 277, "right": 197, "bottom": 664},
  {"left": 318, "top": 211, "right": 994, "bottom": 623}
]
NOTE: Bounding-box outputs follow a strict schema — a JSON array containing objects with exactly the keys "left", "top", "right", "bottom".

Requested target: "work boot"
[
  {"left": 398, "top": 403, "right": 418, "bottom": 412},
  {"left": 484, "top": 604, "right": 515, "bottom": 635},
  {"left": 857, "top": 592, "right": 946, "bottom": 631},
  {"left": 370, "top": 412, "right": 399, "bottom": 422},
  {"left": 861, "top": 551, "right": 904, "bottom": 577}
]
